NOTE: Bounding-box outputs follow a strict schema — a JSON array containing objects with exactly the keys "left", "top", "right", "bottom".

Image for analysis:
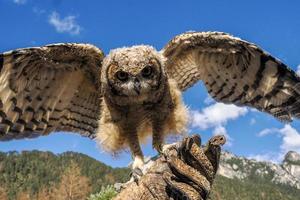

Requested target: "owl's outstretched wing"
[
  {"left": 162, "top": 32, "right": 300, "bottom": 122},
  {"left": 0, "top": 43, "right": 104, "bottom": 141}
]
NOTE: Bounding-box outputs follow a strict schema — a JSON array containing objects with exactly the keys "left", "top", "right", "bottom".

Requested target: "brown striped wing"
[
  {"left": 162, "top": 32, "right": 300, "bottom": 122},
  {"left": 0, "top": 43, "right": 104, "bottom": 141}
]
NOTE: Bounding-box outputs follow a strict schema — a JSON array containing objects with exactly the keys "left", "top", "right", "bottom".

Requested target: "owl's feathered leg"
[
  {"left": 152, "top": 123, "right": 164, "bottom": 154},
  {"left": 152, "top": 107, "right": 170, "bottom": 154},
  {"left": 127, "top": 128, "right": 145, "bottom": 181},
  {"left": 153, "top": 121, "right": 177, "bottom": 156}
]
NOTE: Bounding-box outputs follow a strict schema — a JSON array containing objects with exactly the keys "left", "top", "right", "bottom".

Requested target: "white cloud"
[
  {"left": 190, "top": 103, "right": 248, "bottom": 130},
  {"left": 250, "top": 118, "right": 256, "bottom": 125},
  {"left": 13, "top": 0, "right": 26, "bottom": 5},
  {"left": 212, "top": 125, "right": 233, "bottom": 147},
  {"left": 258, "top": 125, "right": 300, "bottom": 152},
  {"left": 257, "top": 128, "right": 277, "bottom": 137},
  {"left": 296, "top": 64, "right": 300, "bottom": 76},
  {"left": 203, "top": 95, "right": 215, "bottom": 105},
  {"left": 190, "top": 103, "right": 247, "bottom": 147},
  {"left": 71, "top": 139, "right": 79, "bottom": 149},
  {"left": 248, "top": 152, "right": 283, "bottom": 164},
  {"left": 250, "top": 108, "right": 259, "bottom": 112},
  {"left": 279, "top": 125, "right": 300, "bottom": 152},
  {"left": 48, "top": 11, "right": 81, "bottom": 35},
  {"left": 33, "top": 7, "right": 46, "bottom": 15},
  {"left": 255, "top": 125, "right": 300, "bottom": 162}
]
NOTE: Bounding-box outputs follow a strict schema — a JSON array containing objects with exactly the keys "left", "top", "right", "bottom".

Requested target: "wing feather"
[
  {"left": 0, "top": 43, "right": 104, "bottom": 141},
  {"left": 162, "top": 32, "right": 300, "bottom": 122}
]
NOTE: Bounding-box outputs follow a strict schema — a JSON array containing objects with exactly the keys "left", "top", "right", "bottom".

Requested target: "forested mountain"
[
  {"left": 0, "top": 150, "right": 299, "bottom": 200},
  {"left": 0, "top": 151, "right": 129, "bottom": 200},
  {"left": 209, "top": 151, "right": 300, "bottom": 200}
]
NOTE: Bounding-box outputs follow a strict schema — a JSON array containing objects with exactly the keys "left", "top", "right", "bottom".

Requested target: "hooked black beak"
[{"left": 134, "top": 78, "right": 141, "bottom": 95}]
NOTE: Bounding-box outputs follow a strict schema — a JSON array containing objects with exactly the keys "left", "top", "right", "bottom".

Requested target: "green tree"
[{"left": 88, "top": 185, "right": 117, "bottom": 200}]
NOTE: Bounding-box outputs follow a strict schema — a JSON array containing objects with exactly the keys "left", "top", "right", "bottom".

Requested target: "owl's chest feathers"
[
  {"left": 104, "top": 89, "right": 174, "bottom": 130},
  {"left": 97, "top": 79, "right": 188, "bottom": 152},
  {"left": 100, "top": 79, "right": 181, "bottom": 133}
]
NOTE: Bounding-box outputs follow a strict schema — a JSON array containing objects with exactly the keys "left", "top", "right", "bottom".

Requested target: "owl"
[{"left": 0, "top": 32, "right": 299, "bottom": 172}]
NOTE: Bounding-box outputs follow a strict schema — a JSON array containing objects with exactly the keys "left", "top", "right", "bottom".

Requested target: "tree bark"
[{"left": 114, "top": 134, "right": 226, "bottom": 200}]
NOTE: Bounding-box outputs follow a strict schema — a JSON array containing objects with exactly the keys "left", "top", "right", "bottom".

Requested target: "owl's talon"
[
  {"left": 153, "top": 143, "right": 163, "bottom": 154},
  {"left": 115, "top": 167, "right": 144, "bottom": 191},
  {"left": 129, "top": 156, "right": 145, "bottom": 183},
  {"left": 132, "top": 167, "right": 143, "bottom": 176},
  {"left": 130, "top": 167, "right": 144, "bottom": 183},
  {"left": 117, "top": 167, "right": 144, "bottom": 190},
  {"left": 153, "top": 143, "right": 176, "bottom": 156}
]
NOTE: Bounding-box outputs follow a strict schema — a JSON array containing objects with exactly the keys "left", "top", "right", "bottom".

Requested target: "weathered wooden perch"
[{"left": 114, "top": 134, "right": 226, "bottom": 200}]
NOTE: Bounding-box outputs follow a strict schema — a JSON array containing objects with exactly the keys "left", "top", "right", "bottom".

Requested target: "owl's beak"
[{"left": 133, "top": 78, "right": 141, "bottom": 95}]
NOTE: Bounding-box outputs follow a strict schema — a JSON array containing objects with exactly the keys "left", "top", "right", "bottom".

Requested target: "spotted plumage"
[{"left": 0, "top": 31, "right": 299, "bottom": 170}]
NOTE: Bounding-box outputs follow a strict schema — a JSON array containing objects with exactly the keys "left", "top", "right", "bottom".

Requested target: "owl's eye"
[
  {"left": 116, "top": 71, "right": 129, "bottom": 82},
  {"left": 141, "top": 66, "right": 153, "bottom": 78}
]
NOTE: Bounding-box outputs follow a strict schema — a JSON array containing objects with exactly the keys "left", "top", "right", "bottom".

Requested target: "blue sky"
[{"left": 0, "top": 0, "right": 300, "bottom": 167}]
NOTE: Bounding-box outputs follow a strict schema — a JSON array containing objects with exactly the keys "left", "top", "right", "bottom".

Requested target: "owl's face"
[{"left": 101, "top": 45, "right": 166, "bottom": 105}]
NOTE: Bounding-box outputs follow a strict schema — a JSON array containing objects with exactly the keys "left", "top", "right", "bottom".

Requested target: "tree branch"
[{"left": 114, "top": 134, "right": 226, "bottom": 200}]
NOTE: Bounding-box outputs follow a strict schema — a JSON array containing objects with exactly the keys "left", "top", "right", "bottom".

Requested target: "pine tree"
[{"left": 54, "top": 161, "right": 91, "bottom": 200}]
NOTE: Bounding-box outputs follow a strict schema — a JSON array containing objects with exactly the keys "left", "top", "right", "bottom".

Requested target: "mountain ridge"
[
  {"left": 218, "top": 151, "right": 300, "bottom": 189},
  {"left": 0, "top": 150, "right": 299, "bottom": 200}
]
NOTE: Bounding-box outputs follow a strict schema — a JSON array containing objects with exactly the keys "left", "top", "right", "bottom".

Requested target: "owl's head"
[{"left": 101, "top": 45, "right": 167, "bottom": 105}]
